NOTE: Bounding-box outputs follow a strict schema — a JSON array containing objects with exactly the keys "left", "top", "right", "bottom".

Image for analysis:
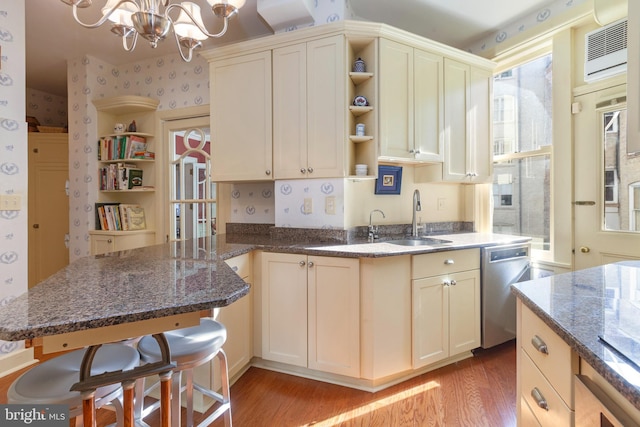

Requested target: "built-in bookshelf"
[{"left": 89, "top": 96, "right": 159, "bottom": 255}]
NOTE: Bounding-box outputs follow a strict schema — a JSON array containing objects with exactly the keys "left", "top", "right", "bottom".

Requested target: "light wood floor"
[{"left": 0, "top": 341, "right": 516, "bottom": 427}]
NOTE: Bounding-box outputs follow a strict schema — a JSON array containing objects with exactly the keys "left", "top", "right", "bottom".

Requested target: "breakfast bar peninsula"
[{"left": 0, "top": 238, "right": 251, "bottom": 426}]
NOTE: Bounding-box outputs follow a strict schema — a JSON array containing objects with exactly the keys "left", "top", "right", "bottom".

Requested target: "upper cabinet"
[
  {"left": 417, "top": 59, "right": 493, "bottom": 183},
  {"left": 210, "top": 51, "right": 273, "bottom": 181},
  {"left": 379, "top": 39, "right": 443, "bottom": 163},
  {"left": 273, "top": 35, "right": 346, "bottom": 179},
  {"left": 203, "top": 21, "right": 494, "bottom": 184}
]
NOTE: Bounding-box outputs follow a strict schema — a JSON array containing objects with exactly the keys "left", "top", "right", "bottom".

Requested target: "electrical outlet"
[
  {"left": 0, "top": 194, "right": 20, "bottom": 211},
  {"left": 304, "top": 198, "right": 313, "bottom": 214},
  {"left": 325, "top": 196, "right": 335, "bottom": 215},
  {"left": 437, "top": 198, "right": 446, "bottom": 211}
]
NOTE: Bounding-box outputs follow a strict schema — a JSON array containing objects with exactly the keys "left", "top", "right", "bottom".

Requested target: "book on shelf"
[
  {"left": 128, "top": 168, "right": 144, "bottom": 189},
  {"left": 95, "top": 202, "right": 146, "bottom": 231},
  {"left": 127, "top": 205, "right": 146, "bottom": 230},
  {"left": 98, "top": 135, "right": 147, "bottom": 161}
]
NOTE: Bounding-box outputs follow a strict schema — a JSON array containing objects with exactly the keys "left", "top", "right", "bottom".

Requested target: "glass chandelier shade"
[{"left": 61, "top": 0, "right": 246, "bottom": 61}]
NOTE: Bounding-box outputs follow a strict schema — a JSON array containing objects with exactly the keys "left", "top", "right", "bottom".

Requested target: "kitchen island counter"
[{"left": 512, "top": 260, "right": 640, "bottom": 413}]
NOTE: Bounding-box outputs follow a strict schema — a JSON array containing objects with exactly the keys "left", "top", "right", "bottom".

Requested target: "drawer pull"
[
  {"left": 531, "top": 335, "right": 549, "bottom": 355},
  {"left": 531, "top": 387, "right": 549, "bottom": 411},
  {"left": 444, "top": 259, "right": 454, "bottom": 265}
]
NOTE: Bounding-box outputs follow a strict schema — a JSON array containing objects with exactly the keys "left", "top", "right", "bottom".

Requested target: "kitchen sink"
[{"left": 388, "top": 237, "right": 453, "bottom": 247}]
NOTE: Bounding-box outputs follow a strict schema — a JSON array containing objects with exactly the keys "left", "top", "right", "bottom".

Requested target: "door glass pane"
[
  {"left": 493, "top": 155, "right": 551, "bottom": 250},
  {"left": 601, "top": 108, "right": 640, "bottom": 232},
  {"left": 169, "top": 127, "right": 215, "bottom": 241}
]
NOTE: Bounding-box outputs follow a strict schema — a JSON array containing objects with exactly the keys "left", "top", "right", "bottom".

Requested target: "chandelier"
[{"left": 61, "top": 0, "right": 246, "bottom": 62}]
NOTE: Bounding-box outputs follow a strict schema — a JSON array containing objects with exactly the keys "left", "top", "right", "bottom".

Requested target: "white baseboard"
[{"left": 0, "top": 348, "right": 37, "bottom": 378}]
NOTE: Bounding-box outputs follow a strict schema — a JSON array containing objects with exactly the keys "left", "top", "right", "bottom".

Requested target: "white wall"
[{"left": 0, "top": 2, "right": 27, "bottom": 356}]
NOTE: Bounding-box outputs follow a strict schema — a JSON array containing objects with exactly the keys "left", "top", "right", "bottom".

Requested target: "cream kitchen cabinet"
[
  {"left": 442, "top": 59, "right": 492, "bottom": 182},
  {"left": 259, "top": 252, "right": 360, "bottom": 377},
  {"left": 273, "top": 35, "right": 346, "bottom": 179},
  {"left": 412, "top": 248, "right": 481, "bottom": 368},
  {"left": 517, "top": 299, "right": 579, "bottom": 426},
  {"left": 218, "top": 253, "right": 253, "bottom": 380},
  {"left": 415, "top": 59, "right": 493, "bottom": 183},
  {"left": 379, "top": 39, "right": 443, "bottom": 163},
  {"left": 89, "top": 230, "right": 155, "bottom": 255},
  {"left": 210, "top": 51, "right": 273, "bottom": 181}
]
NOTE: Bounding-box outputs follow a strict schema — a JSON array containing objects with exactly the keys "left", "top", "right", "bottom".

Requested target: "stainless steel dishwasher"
[{"left": 481, "top": 242, "right": 531, "bottom": 349}]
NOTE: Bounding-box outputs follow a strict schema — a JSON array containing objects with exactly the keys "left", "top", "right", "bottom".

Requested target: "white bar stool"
[
  {"left": 137, "top": 318, "right": 232, "bottom": 427},
  {"left": 7, "top": 343, "right": 141, "bottom": 427}
]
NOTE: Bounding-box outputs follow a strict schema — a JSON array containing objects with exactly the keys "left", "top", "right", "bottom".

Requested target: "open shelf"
[
  {"left": 349, "top": 106, "right": 374, "bottom": 117},
  {"left": 349, "top": 72, "right": 374, "bottom": 85},
  {"left": 349, "top": 135, "right": 374, "bottom": 143}
]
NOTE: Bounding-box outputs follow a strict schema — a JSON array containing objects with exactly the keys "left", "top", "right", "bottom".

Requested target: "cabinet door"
[
  {"left": 448, "top": 269, "right": 481, "bottom": 355},
  {"left": 219, "top": 254, "right": 253, "bottom": 378},
  {"left": 443, "top": 58, "right": 471, "bottom": 181},
  {"left": 379, "top": 39, "right": 414, "bottom": 160},
  {"left": 260, "top": 252, "right": 308, "bottom": 367},
  {"left": 414, "top": 49, "right": 444, "bottom": 162},
  {"left": 306, "top": 35, "right": 346, "bottom": 178},
  {"left": 273, "top": 43, "right": 308, "bottom": 180},
  {"left": 211, "top": 51, "right": 273, "bottom": 181},
  {"left": 308, "top": 256, "right": 360, "bottom": 377},
  {"left": 469, "top": 66, "right": 493, "bottom": 182},
  {"left": 412, "top": 275, "right": 448, "bottom": 368}
]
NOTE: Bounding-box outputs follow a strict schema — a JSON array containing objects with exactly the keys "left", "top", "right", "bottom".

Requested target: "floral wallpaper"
[
  {"left": 0, "top": 2, "right": 26, "bottom": 355},
  {"left": 26, "top": 88, "right": 67, "bottom": 127}
]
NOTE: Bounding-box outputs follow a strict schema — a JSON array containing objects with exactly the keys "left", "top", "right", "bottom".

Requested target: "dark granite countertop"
[
  {"left": 0, "top": 230, "right": 526, "bottom": 342},
  {"left": 512, "top": 261, "right": 640, "bottom": 411}
]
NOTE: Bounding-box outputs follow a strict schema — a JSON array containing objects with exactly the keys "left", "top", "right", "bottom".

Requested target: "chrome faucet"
[
  {"left": 368, "top": 209, "right": 385, "bottom": 241},
  {"left": 412, "top": 189, "right": 422, "bottom": 237}
]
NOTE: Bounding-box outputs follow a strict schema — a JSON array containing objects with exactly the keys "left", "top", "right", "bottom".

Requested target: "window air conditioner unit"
[{"left": 584, "top": 18, "right": 627, "bottom": 82}]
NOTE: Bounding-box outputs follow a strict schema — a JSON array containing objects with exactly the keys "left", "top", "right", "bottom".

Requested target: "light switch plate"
[
  {"left": 303, "top": 198, "right": 313, "bottom": 214},
  {"left": 0, "top": 194, "right": 21, "bottom": 211}
]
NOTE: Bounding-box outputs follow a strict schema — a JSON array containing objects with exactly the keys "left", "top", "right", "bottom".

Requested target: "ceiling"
[{"left": 26, "top": 0, "right": 556, "bottom": 97}]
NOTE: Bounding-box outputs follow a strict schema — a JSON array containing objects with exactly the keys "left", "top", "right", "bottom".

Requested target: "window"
[
  {"left": 604, "top": 169, "right": 618, "bottom": 204},
  {"left": 492, "top": 54, "right": 553, "bottom": 252},
  {"left": 630, "top": 183, "right": 640, "bottom": 231}
]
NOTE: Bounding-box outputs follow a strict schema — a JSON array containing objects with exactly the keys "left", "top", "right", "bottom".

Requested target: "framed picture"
[{"left": 375, "top": 165, "right": 403, "bottom": 195}]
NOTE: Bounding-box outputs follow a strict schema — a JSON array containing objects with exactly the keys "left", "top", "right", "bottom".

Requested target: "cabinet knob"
[
  {"left": 409, "top": 149, "right": 415, "bottom": 154},
  {"left": 308, "top": 167, "right": 313, "bottom": 173},
  {"left": 300, "top": 168, "right": 306, "bottom": 174},
  {"left": 308, "top": 261, "right": 314, "bottom": 267},
  {"left": 107, "top": 239, "right": 113, "bottom": 243},
  {"left": 531, "top": 387, "right": 549, "bottom": 411},
  {"left": 33, "top": 148, "right": 39, "bottom": 153},
  {"left": 299, "top": 261, "right": 306, "bottom": 267},
  {"left": 531, "top": 335, "right": 549, "bottom": 355},
  {"left": 450, "top": 279, "right": 457, "bottom": 286},
  {"left": 444, "top": 259, "right": 454, "bottom": 265},
  {"left": 443, "top": 280, "right": 450, "bottom": 287},
  {"left": 33, "top": 224, "right": 39, "bottom": 229},
  {"left": 265, "top": 170, "right": 271, "bottom": 176},
  {"left": 580, "top": 246, "right": 590, "bottom": 253}
]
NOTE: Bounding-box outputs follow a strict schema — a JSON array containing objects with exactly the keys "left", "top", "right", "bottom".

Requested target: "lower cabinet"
[
  {"left": 517, "top": 299, "right": 579, "bottom": 426},
  {"left": 412, "top": 249, "right": 481, "bottom": 368},
  {"left": 259, "top": 252, "right": 360, "bottom": 377},
  {"left": 218, "top": 253, "right": 253, "bottom": 379},
  {"left": 89, "top": 230, "right": 155, "bottom": 255}
]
